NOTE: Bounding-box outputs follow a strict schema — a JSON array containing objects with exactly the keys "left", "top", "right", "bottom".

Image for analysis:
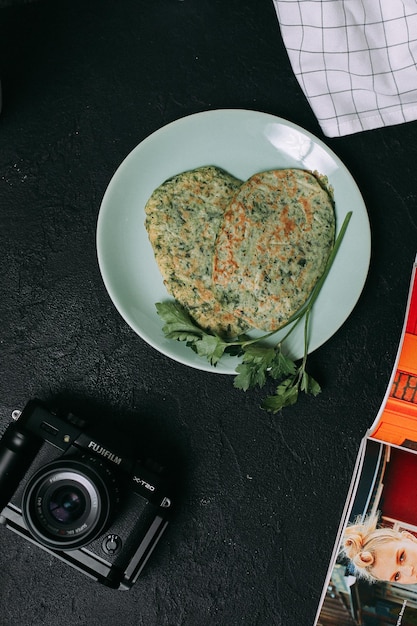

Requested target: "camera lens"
[
  {"left": 48, "top": 486, "right": 86, "bottom": 524},
  {"left": 22, "top": 458, "right": 119, "bottom": 550}
]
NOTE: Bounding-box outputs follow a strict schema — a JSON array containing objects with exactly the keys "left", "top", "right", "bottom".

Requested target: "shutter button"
[{"left": 102, "top": 534, "right": 122, "bottom": 555}]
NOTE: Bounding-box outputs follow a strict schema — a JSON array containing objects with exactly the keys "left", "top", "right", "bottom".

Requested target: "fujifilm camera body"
[{"left": 0, "top": 399, "right": 173, "bottom": 589}]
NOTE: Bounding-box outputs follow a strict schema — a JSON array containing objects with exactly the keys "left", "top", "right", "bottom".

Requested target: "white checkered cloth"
[{"left": 273, "top": 0, "right": 417, "bottom": 137}]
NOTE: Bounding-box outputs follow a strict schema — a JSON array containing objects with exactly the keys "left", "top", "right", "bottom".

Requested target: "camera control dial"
[{"left": 102, "top": 533, "right": 122, "bottom": 555}]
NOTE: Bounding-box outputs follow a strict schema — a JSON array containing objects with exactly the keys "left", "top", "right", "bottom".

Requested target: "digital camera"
[{"left": 0, "top": 399, "right": 173, "bottom": 590}]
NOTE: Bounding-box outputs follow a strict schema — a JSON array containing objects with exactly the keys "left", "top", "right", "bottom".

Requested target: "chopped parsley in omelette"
[
  {"left": 144, "top": 165, "right": 247, "bottom": 336},
  {"left": 212, "top": 168, "right": 335, "bottom": 332},
  {"left": 145, "top": 166, "right": 335, "bottom": 336}
]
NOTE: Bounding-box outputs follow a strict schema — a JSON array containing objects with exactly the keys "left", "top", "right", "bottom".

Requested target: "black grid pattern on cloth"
[{"left": 273, "top": 0, "right": 417, "bottom": 137}]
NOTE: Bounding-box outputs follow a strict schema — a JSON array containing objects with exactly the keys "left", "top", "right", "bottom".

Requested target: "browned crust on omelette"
[{"left": 212, "top": 168, "right": 335, "bottom": 332}]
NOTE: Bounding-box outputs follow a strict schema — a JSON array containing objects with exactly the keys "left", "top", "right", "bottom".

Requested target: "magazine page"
[
  {"left": 315, "top": 439, "right": 417, "bottom": 625},
  {"left": 370, "top": 256, "right": 417, "bottom": 449},
  {"left": 315, "top": 255, "right": 417, "bottom": 625}
]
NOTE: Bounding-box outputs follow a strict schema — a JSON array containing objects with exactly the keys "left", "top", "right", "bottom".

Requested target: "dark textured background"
[{"left": 0, "top": 1, "right": 416, "bottom": 624}]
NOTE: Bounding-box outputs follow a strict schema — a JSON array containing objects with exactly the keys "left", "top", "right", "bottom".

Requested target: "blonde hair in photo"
[{"left": 340, "top": 512, "right": 406, "bottom": 582}]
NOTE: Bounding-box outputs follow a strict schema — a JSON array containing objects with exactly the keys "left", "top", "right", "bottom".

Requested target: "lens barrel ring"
[{"left": 22, "top": 457, "right": 119, "bottom": 550}]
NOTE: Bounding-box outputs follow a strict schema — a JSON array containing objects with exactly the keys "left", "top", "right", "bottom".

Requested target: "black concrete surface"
[{"left": 0, "top": 1, "right": 416, "bottom": 624}]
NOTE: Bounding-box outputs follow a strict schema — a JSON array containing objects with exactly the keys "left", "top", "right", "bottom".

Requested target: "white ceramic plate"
[{"left": 96, "top": 109, "right": 371, "bottom": 374}]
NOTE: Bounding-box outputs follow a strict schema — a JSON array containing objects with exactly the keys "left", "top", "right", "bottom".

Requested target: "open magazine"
[{"left": 315, "top": 254, "right": 417, "bottom": 626}]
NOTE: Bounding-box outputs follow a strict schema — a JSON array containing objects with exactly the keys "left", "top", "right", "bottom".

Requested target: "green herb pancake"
[
  {"left": 212, "top": 168, "right": 335, "bottom": 332},
  {"left": 145, "top": 165, "right": 246, "bottom": 336}
]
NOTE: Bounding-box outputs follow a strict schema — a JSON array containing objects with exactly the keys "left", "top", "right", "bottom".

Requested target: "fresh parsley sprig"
[{"left": 156, "top": 211, "right": 352, "bottom": 412}]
